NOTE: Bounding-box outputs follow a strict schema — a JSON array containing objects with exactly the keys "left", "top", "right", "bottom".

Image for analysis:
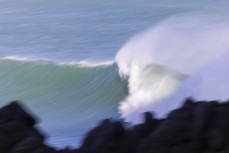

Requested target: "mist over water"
[{"left": 0, "top": 0, "right": 229, "bottom": 148}]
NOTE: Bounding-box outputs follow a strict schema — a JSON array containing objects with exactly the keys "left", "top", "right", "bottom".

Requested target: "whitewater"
[
  {"left": 116, "top": 14, "right": 229, "bottom": 123},
  {"left": 0, "top": 0, "right": 229, "bottom": 148}
]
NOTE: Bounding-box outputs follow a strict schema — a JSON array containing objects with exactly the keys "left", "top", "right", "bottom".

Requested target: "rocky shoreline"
[{"left": 1, "top": 99, "right": 229, "bottom": 153}]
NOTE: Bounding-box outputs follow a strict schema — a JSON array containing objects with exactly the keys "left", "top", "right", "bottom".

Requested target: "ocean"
[{"left": 0, "top": 0, "right": 229, "bottom": 148}]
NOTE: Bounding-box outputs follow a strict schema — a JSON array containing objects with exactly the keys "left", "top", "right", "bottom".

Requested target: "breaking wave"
[{"left": 116, "top": 14, "right": 229, "bottom": 123}]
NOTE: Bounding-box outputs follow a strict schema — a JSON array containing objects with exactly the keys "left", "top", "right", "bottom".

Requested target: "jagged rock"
[
  {"left": 79, "top": 119, "right": 125, "bottom": 153},
  {"left": 0, "top": 102, "right": 44, "bottom": 152},
  {"left": 0, "top": 101, "right": 59, "bottom": 153},
  {"left": 136, "top": 100, "right": 220, "bottom": 153},
  {"left": 2, "top": 99, "right": 229, "bottom": 153},
  {"left": 132, "top": 112, "right": 159, "bottom": 138},
  {"left": 2, "top": 101, "right": 37, "bottom": 126},
  {"left": 9, "top": 136, "right": 49, "bottom": 153}
]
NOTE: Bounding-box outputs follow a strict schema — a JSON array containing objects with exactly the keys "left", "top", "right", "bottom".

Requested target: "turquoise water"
[
  {"left": 0, "top": 0, "right": 229, "bottom": 148},
  {"left": 0, "top": 59, "right": 127, "bottom": 147}
]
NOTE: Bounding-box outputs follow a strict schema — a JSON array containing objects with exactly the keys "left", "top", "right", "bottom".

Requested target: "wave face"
[
  {"left": 0, "top": 57, "right": 128, "bottom": 147},
  {"left": 116, "top": 13, "right": 229, "bottom": 123}
]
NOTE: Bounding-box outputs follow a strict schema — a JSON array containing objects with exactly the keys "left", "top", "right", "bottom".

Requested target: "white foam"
[
  {"left": 61, "top": 60, "right": 114, "bottom": 67},
  {"left": 116, "top": 14, "right": 229, "bottom": 76},
  {"left": 116, "top": 13, "right": 229, "bottom": 124},
  {"left": 2, "top": 56, "right": 48, "bottom": 62},
  {"left": 1, "top": 56, "right": 114, "bottom": 67},
  {"left": 124, "top": 54, "right": 229, "bottom": 123}
]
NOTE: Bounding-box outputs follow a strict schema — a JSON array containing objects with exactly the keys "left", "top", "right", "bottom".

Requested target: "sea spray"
[{"left": 116, "top": 14, "right": 229, "bottom": 123}]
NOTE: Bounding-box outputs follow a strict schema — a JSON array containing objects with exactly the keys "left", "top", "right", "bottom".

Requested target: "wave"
[
  {"left": 0, "top": 57, "right": 127, "bottom": 147},
  {"left": 2, "top": 13, "right": 229, "bottom": 146},
  {"left": 116, "top": 13, "right": 229, "bottom": 123}
]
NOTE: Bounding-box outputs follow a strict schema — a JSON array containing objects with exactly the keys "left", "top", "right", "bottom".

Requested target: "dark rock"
[
  {"left": 1, "top": 101, "right": 37, "bottom": 126},
  {"left": 0, "top": 101, "right": 59, "bottom": 153},
  {"left": 3, "top": 98, "right": 229, "bottom": 153},
  {"left": 131, "top": 112, "right": 159, "bottom": 138},
  {"left": 136, "top": 99, "right": 218, "bottom": 153},
  {"left": 204, "top": 105, "right": 229, "bottom": 152},
  {"left": 9, "top": 136, "right": 45, "bottom": 153},
  {"left": 79, "top": 119, "right": 125, "bottom": 153},
  {"left": 0, "top": 103, "right": 44, "bottom": 153}
]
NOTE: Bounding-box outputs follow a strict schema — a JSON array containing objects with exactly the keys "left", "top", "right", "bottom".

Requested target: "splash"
[{"left": 116, "top": 13, "right": 229, "bottom": 123}]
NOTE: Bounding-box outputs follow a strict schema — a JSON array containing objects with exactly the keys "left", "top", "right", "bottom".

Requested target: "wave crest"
[{"left": 116, "top": 13, "right": 229, "bottom": 123}]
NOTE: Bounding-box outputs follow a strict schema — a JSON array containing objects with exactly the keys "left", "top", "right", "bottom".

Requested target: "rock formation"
[{"left": 1, "top": 99, "right": 229, "bottom": 153}]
